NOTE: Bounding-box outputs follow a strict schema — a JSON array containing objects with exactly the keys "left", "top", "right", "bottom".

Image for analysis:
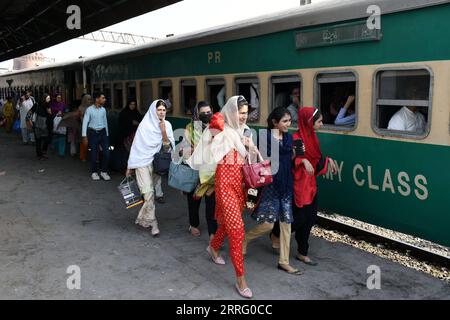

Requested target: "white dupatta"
[{"left": 127, "top": 99, "right": 175, "bottom": 169}]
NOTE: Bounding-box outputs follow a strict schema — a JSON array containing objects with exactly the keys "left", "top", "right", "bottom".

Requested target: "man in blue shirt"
[
  {"left": 334, "top": 95, "right": 356, "bottom": 126},
  {"left": 82, "top": 92, "right": 111, "bottom": 181}
]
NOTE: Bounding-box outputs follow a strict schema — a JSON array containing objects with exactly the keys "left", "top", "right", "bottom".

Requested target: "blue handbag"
[
  {"left": 12, "top": 119, "right": 21, "bottom": 134},
  {"left": 168, "top": 161, "right": 199, "bottom": 193}
]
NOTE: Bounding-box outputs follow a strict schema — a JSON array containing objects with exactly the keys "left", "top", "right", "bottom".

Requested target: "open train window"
[
  {"left": 126, "top": 82, "right": 136, "bottom": 101},
  {"left": 270, "top": 74, "right": 302, "bottom": 126},
  {"left": 315, "top": 71, "right": 357, "bottom": 130},
  {"left": 113, "top": 83, "right": 124, "bottom": 110},
  {"left": 158, "top": 80, "right": 173, "bottom": 114},
  {"left": 180, "top": 79, "right": 197, "bottom": 116},
  {"left": 235, "top": 77, "right": 260, "bottom": 122},
  {"left": 373, "top": 68, "right": 432, "bottom": 139},
  {"left": 140, "top": 81, "right": 152, "bottom": 113},
  {"left": 206, "top": 78, "right": 226, "bottom": 113},
  {"left": 103, "top": 83, "right": 112, "bottom": 109}
]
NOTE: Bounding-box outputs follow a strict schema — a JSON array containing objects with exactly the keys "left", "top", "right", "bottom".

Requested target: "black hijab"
[{"left": 118, "top": 101, "right": 143, "bottom": 140}]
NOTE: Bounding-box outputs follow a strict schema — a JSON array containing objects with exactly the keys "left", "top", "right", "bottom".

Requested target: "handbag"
[
  {"left": 168, "top": 161, "right": 199, "bottom": 193},
  {"left": 117, "top": 176, "right": 144, "bottom": 209},
  {"left": 153, "top": 145, "right": 172, "bottom": 175},
  {"left": 242, "top": 151, "right": 273, "bottom": 189},
  {"left": 12, "top": 119, "right": 21, "bottom": 133}
]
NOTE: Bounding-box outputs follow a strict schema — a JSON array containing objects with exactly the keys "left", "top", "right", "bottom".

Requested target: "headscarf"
[
  {"left": 186, "top": 101, "right": 209, "bottom": 147},
  {"left": 118, "top": 101, "right": 143, "bottom": 142},
  {"left": 127, "top": 99, "right": 175, "bottom": 169},
  {"left": 295, "top": 107, "right": 322, "bottom": 168},
  {"left": 187, "top": 96, "right": 247, "bottom": 175},
  {"left": 78, "top": 94, "right": 91, "bottom": 115},
  {"left": 292, "top": 106, "right": 324, "bottom": 208},
  {"left": 51, "top": 94, "right": 65, "bottom": 115}
]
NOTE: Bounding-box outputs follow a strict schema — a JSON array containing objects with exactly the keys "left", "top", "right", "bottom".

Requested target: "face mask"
[{"left": 199, "top": 113, "right": 212, "bottom": 124}]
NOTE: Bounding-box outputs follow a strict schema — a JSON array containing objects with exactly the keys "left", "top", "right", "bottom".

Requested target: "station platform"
[{"left": 0, "top": 132, "right": 449, "bottom": 299}]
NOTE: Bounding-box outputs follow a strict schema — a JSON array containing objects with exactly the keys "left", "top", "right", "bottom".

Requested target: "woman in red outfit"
[
  {"left": 272, "top": 107, "right": 337, "bottom": 266},
  {"left": 187, "top": 96, "right": 254, "bottom": 298}
]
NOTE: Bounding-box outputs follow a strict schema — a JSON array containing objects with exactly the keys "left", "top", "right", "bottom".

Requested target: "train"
[{"left": 1, "top": 0, "right": 449, "bottom": 247}]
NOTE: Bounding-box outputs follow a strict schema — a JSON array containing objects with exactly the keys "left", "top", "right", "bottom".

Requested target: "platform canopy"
[{"left": 0, "top": 0, "right": 180, "bottom": 62}]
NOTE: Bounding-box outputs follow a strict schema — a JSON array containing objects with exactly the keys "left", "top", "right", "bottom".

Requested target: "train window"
[
  {"left": 126, "top": 82, "right": 136, "bottom": 101},
  {"left": 140, "top": 81, "right": 153, "bottom": 113},
  {"left": 103, "top": 83, "right": 112, "bottom": 109},
  {"left": 158, "top": 80, "right": 173, "bottom": 114},
  {"left": 373, "top": 68, "right": 432, "bottom": 138},
  {"left": 206, "top": 78, "right": 226, "bottom": 113},
  {"left": 315, "top": 71, "right": 357, "bottom": 130},
  {"left": 93, "top": 84, "right": 101, "bottom": 94},
  {"left": 235, "top": 77, "right": 260, "bottom": 122},
  {"left": 270, "top": 74, "right": 302, "bottom": 126},
  {"left": 113, "top": 83, "right": 124, "bottom": 109},
  {"left": 180, "top": 79, "right": 197, "bottom": 116}
]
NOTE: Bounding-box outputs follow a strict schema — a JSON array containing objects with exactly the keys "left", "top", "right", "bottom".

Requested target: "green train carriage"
[{"left": 1, "top": 0, "right": 449, "bottom": 246}]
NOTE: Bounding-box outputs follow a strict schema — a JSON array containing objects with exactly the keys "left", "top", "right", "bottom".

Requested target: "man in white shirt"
[
  {"left": 16, "top": 90, "right": 35, "bottom": 144},
  {"left": 387, "top": 106, "right": 426, "bottom": 133}
]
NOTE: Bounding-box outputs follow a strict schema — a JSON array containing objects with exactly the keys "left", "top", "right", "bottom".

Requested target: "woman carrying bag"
[
  {"left": 182, "top": 101, "right": 217, "bottom": 238},
  {"left": 28, "top": 94, "right": 52, "bottom": 160},
  {"left": 126, "top": 99, "right": 175, "bottom": 237},
  {"left": 187, "top": 95, "right": 254, "bottom": 299}
]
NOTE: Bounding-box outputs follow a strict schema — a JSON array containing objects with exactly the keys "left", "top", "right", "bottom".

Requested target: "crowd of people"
[
  {"left": 0, "top": 87, "right": 424, "bottom": 299},
  {"left": 122, "top": 95, "right": 338, "bottom": 299}
]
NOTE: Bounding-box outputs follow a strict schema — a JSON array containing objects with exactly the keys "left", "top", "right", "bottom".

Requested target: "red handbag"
[{"left": 242, "top": 151, "right": 273, "bottom": 189}]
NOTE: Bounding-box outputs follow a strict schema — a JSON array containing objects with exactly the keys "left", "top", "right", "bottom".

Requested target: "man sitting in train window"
[
  {"left": 387, "top": 88, "right": 426, "bottom": 133},
  {"left": 247, "top": 84, "right": 260, "bottom": 122},
  {"left": 321, "top": 84, "right": 355, "bottom": 125},
  {"left": 164, "top": 91, "right": 173, "bottom": 113},
  {"left": 334, "top": 94, "right": 356, "bottom": 126},
  {"left": 287, "top": 87, "right": 300, "bottom": 125},
  {"left": 217, "top": 86, "right": 226, "bottom": 110}
]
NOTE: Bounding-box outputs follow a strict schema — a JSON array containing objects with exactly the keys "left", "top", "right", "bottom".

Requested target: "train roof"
[{"left": 2, "top": 0, "right": 448, "bottom": 77}]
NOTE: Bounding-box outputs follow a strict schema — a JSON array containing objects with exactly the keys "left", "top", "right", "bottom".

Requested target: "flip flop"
[
  {"left": 277, "top": 264, "right": 303, "bottom": 276},
  {"left": 235, "top": 284, "right": 253, "bottom": 299}
]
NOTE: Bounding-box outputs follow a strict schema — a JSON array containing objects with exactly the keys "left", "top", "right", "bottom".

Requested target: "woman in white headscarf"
[
  {"left": 187, "top": 95, "right": 255, "bottom": 299},
  {"left": 126, "top": 99, "right": 175, "bottom": 236}
]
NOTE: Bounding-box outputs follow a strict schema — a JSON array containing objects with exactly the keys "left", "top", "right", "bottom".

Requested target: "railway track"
[{"left": 316, "top": 214, "right": 450, "bottom": 269}]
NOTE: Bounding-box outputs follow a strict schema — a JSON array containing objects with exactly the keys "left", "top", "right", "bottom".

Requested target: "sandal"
[
  {"left": 235, "top": 283, "right": 253, "bottom": 299},
  {"left": 206, "top": 246, "right": 226, "bottom": 265},
  {"left": 277, "top": 264, "right": 302, "bottom": 276},
  {"left": 189, "top": 226, "right": 201, "bottom": 237},
  {"left": 296, "top": 255, "right": 318, "bottom": 266}
]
